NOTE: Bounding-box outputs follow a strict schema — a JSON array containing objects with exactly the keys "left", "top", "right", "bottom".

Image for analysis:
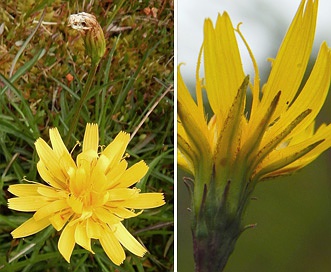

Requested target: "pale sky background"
[{"left": 178, "top": 0, "right": 331, "bottom": 83}]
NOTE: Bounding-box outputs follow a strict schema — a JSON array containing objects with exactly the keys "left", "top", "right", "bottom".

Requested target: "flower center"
[{"left": 67, "top": 150, "right": 109, "bottom": 217}]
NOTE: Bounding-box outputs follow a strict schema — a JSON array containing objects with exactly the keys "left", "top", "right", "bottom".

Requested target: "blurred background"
[{"left": 178, "top": 0, "right": 331, "bottom": 271}]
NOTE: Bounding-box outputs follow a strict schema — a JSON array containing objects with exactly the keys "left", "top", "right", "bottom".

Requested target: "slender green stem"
[
  {"left": 65, "top": 61, "right": 99, "bottom": 145},
  {"left": 191, "top": 172, "right": 253, "bottom": 271},
  {"left": 192, "top": 214, "right": 241, "bottom": 272}
]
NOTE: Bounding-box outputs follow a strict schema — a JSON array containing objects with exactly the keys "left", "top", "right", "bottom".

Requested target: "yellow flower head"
[
  {"left": 8, "top": 124, "right": 165, "bottom": 265},
  {"left": 178, "top": 0, "right": 331, "bottom": 213}
]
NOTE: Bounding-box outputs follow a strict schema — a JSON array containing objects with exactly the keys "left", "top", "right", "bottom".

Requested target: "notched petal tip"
[{"left": 83, "top": 123, "right": 99, "bottom": 152}]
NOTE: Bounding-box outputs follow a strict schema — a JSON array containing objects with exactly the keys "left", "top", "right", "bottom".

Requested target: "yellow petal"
[
  {"left": 92, "top": 154, "right": 111, "bottom": 190},
  {"left": 75, "top": 222, "right": 94, "bottom": 253},
  {"left": 76, "top": 149, "right": 98, "bottom": 174},
  {"left": 91, "top": 191, "right": 109, "bottom": 207},
  {"left": 71, "top": 166, "right": 88, "bottom": 194},
  {"left": 49, "top": 211, "right": 72, "bottom": 231},
  {"left": 33, "top": 199, "right": 68, "bottom": 221},
  {"left": 100, "top": 227, "right": 126, "bottom": 265},
  {"left": 122, "top": 193, "right": 165, "bottom": 209},
  {"left": 35, "top": 139, "right": 68, "bottom": 189},
  {"left": 49, "top": 127, "right": 76, "bottom": 170},
  {"left": 258, "top": 123, "right": 331, "bottom": 179},
  {"left": 288, "top": 121, "right": 315, "bottom": 146},
  {"left": 258, "top": 0, "right": 318, "bottom": 120},
  {"left": 177, "top": 149, "right": 194, "bottom": 176},
  {"left": 94, "top": 207, "right": 122, "bottom": 225},
  {"left": 37, "top": 186, "right": 68, "bottom": 199},
  {"left": 178, "top": 66, "right": 212, "bottom": 177},
  {"left": 8, "top": 184, "right": 44, "bottom": 197},
  {"left": 66, "top": 195, "right": 83, "bottom": 214},
  {"left": 242, "top": 91, "right": 280, "bottom": 162},
  {"left": 204, "top": 13, "right": 245, "bottom": 116},
  {"left": 254, "top": 139, "right": 323, "bottom": 181},
  {"left": 83, "top": 123, "right": 99, "bottom": 152},
  {"left": 177, "top": 122, "right": 197, "bottom": 175},
  {"left": 113, "top": 222, "right": 146, "bottom": 257},
  {"left": 58, "top": 224, "right": 76, "bottom": 263},
  {"left": 107, "top": 188, "right": 138, "bottom": 201},
  {"left": 93, "top": 154, "right": 109, "bottom": 173},
  {"left": 195, "top": 45, "right": 205, "bottom": 113},
  {"left": 102, "top": 131, "right": 130, "bottom": 169},
  {"left": 11, "top": 216, "right": 50, "bottom": 238},
  {"left": 91, "top": 168, "right": 107, "bottom": 192},
  {"left": 86, "top": 218, "right": 104, "bottom": 239},
  {"left": 251, "top": 109, "right": 311, "bottom": 173},
  {"left": 281, "top": 43, "right": 331, "bottom": 137},
  {"left": 105, "top": 159, "right": 128, "bottom": 189},
  {"left": 259, "top": 42, "right": 331, "bottom": 147},
  {"left": 108, "top": 206, "right": 142, "bottom": 219},
  {"left": 36, "top": 160, "right": 67, "bottom": 190},
  {"left": 8, "top": 196, "right": 49, "bottom": 212},
  {"left": 114, "top": 161, "right": 148, "bottom": 188},
  {"left": 284, "top": 124, "right": 331, "bottom": 167}
]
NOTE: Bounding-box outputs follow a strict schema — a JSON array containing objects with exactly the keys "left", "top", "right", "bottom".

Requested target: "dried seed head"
[
  {"left": 68, "top": 12, "right": 106, "bottom": 64},
  {"left": 68, "top": 12, "right": 96, "bottom": 32}
]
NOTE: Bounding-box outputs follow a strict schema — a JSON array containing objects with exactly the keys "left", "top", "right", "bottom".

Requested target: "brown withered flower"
[{"left": 68, "top": 12, "right": 106, "bottom": 64}]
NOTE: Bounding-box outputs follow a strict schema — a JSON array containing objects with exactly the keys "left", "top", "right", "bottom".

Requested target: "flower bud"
[{"left": 68, "top": 12, "right": 106, "bottom": 64}]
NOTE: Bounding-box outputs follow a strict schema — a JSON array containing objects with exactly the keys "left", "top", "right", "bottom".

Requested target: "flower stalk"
[
  {"left": 64, "top": 61, "right": 98, "bottom": 145},
  {"left": 192, "top": 180, "right": 244, "bottom": 272},
  {"left": 66, "top": 12, "right": 106, "bottom": 145}
]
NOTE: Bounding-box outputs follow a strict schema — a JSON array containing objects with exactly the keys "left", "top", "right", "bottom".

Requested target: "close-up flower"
[
  {"left": 8, "top": 123, "right": 165, "bottom": 265},
  {"left": 178, "top": 0, "right": 331, "bottom": 270}
]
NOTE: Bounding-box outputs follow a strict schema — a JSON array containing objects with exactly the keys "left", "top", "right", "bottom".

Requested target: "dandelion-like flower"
[
  {"left": 8, "top": 124, "right": 165, "bottom": 265},
  {"left": 178, "top": 0, "right": 331, "bottom": 270}
]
